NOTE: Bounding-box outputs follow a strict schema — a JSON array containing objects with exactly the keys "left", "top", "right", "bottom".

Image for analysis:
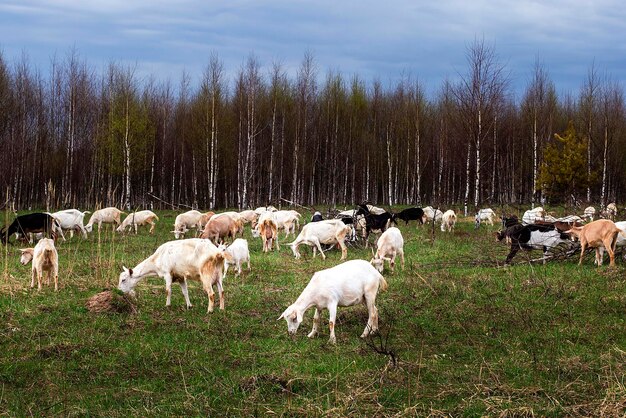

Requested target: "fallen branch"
[
  {"left": 279, "top": 198, "right": 312, "bottom": 211},
  {"left": 147, "top": 193, "right": 194, "bottom": 210}
]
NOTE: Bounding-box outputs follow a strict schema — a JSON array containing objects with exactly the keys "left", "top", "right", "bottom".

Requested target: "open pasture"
[{"left": 1, "top": 208, "right": 624, "bottom": 416}]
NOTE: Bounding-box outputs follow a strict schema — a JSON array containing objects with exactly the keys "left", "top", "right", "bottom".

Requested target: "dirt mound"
[{"left": 86, "top": 289, "right": 137, "bottom": 314}]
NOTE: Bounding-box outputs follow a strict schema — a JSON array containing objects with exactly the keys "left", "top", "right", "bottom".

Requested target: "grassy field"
[{"left": 0, "top": 208, "right": 624, "bottom": 416}]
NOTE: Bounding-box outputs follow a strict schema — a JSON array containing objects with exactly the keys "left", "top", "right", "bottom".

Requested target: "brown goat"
[
  {"left": 200, "top": 215, "right": 238, "bottom": 245},
  {"left": 259, "top": 219, "right": 278, "bottom": 252},
  {"left": 566, "top": 219, "right": 626, "bottom": 267}
]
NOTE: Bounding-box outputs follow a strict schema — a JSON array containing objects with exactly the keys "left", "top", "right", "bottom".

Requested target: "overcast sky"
[{"left": 1, "top": 0, "right": 624, "bottom": 98}]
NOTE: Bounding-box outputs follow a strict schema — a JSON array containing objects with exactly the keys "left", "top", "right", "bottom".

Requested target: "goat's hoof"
[
  {"left": 307, "top": 332, "right": 318, "bottom": 338},
  {"left": 328, "top": 338, "right": 337, "bottom": 345}
]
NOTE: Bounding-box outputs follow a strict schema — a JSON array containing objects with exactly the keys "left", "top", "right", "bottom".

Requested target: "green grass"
[{"left": 0, "top": 209, "right": 624, "bottom": 416}]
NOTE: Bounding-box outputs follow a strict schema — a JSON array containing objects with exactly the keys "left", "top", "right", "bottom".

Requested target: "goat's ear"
[
  {"left": 277, "top": 309, "right": 287, "bottom": 320},
  {"left": 128, "top": 268, "right": 133, "bottom": 276},
  {"left": 296, "top": 311, "right": 303, "bottom": 323}
]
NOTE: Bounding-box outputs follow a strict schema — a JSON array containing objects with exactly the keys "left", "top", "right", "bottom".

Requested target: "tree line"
[{"left": 1, "top": 40, "right": 624, "bottom": 213}]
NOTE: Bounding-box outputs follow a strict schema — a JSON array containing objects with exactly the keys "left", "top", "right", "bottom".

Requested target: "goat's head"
[
  {"left": 278, "top": 305, "right": 304, "bottom": 336},
  {"left": 118, "top": 266, "right": 139, "bottom": 295},
  {"left": 19, "top": 248, "right": 34, "bottom": 265}
]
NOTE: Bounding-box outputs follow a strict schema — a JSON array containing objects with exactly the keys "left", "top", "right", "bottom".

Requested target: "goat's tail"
[
  {"left": 153, "top": 214, "right": 160, "bottom": 221},
  {"left": 378, "top": 275, "right": 388, "bottom": 292},
  {"left": 618, "top": 228, "right": 626, "bottom": 239},
  {"left": 43, "top": 248, "right": 55, "bottom": 264},
  {"left": 82, "top": 211, "right": 91, "bottom": 215}
]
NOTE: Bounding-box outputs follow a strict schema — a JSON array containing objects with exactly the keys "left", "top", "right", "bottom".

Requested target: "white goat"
[
  {"left": 583, "top": 206, "right": 596, "bottom": 221},
  {"left": 423, "top": 206, "right": 444, "bottom": 222},
  {"left": 289, "top": 219, "right": 351, "bottom": 260},
  {"left": 20, "top": 238, "right": 59, "bottom": 291},
  {"left": 440, "top": 209, "right": 457, "bottom": 232},
  {"left": 118, "top": 239, "right": 231, "bottom": 312},
  {"left": 273, "top": 210, "right": 300, "bottom": 237},
  {"left": 522, "top": 207, "right": 546, "bottom": 225},
  {"left": 173, "top": 210, "right": 204, "bottom": 239},
  {"left": 475, "top": 208, "right": 496, "bottom": 228},
  {"left": 370, "top": 227, "right": 405, "bottom": 272},
  {"left": 85, "top": 207, "right": 125, "bottom": 232},
  {"left": 117, "top": 210, "right": 159, "bottom": 234},
  {"left": 51, "top": 209, "right": 90, "bottom": 240},
  {"left": 278, "top": 259, "right": 388, "bottom": 344},
  {"left": 222, "top": 238, "right": 250, "bottom": 277}
]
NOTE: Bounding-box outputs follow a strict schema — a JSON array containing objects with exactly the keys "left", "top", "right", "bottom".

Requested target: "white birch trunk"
[
  {"left": 601, "top": 116, "right": 608, "bottom": 207},
  {"left": 474, "top": 109, "right": 482, "bottom": 209},
  {"left": 532, "top": 111, "right": 538, "bottom": 208},
  {"left": 464, "top": 140, "right": 471, "bottom": 217},
  {"left": 124, "top": 96, "right": 131, "bottom": 211},
  {"left": 386, "top": 127, "right": 393, "bottom": 205}
]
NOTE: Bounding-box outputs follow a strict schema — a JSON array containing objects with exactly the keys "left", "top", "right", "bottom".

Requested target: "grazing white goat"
[
  {"left": 440, "top": 209, "right": 457, "bottom": 232},
  {"left": 289, "top": 219, "right": 351, "bottom": 260},
  {"left": 20, "top": 238, "right": 59, "bottom": 291},
  {"left": 51, "top": 209, "right": 90, "bottom": 240},
  {"left": 118, "top": 239, "right": 231, "bottom": 312},
  {"left": 117, "top": 210, "right": 159, "bottom": 234},
  {"left": 370, "top": 227, "right": 405, "bottom": 272},
  {"left": 278, "top": 259, "right": 388, "bottom": 344},
  {"left": 423, "top": 206, "right": 443, "bottom": 222},
  {"left": 222, "top": 238, "right": 250, "bottom": 277},
  {"left": 583, "top": 206, "right": 596, "bottom": 221},
  {"left": 173, "top": 210, "right": 204, "bottom": 239},
  {"left": 522, "top": 207, "right": 546, "bottom": 225},
  {"left": 273, "top": 210, "right": 300, "bottom": 237},
  {"left": 239, "top": 210, "right": 259, "bottom": 226},
  {"left": 85, "top": 207, "right": 125, "bottom": 232},
  {"left": 475, "top": 208, "right": 496, "bottom": 228}
]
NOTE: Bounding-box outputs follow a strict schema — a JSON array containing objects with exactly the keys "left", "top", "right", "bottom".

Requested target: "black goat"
[
  {"left": 392, "top": 207, "right": 426, "bottom": 225},
  {"left": 496, "top": 222, "right": 570, "bottom": 264},
  {"left": 355, "top": 204, "right": 392, "bottom": 246},
  {"left": 311, "top": 211, "right": 324, "bottom": 222},
  {"left": 1, "top": 213, "right": 58, "bottom": 244}
]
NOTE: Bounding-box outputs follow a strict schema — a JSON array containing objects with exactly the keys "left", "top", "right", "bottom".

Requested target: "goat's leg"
[
  {"left": 579, "top": 243, "right": 587, "bottom": 265},
  {"left": 149, "top": 221, "right": 155, "bottom": 234},
  {"left": 605, "top": 238, "right": 616, "bottom": 266},
  {"left": 308, "top": 308, "right": 320, "bottom": 338},
  {"left": 361, "top": 294, "right": 379, "bottom": 338},
  {"left": 216, "top": 279, "right": 225, "bottom": 310},
  {"left": 30, "top": 269, "right": 36, "bottom": 289},
  {"left": 337, "top": 238, "right": 348, "bottom": 260},
  {"left": 164, "top": 274, "right": 173, "bottom": 307},
  {"left": 180, "top": 279, "right": 192, "bottom": 308},
  {"left": 37, "top": 269, "right": 42, "bottom": 290},
  {"left": 399, "top": 248, "right": 405, "bottom": 270},
  {"left": 53, "top": 267, "right": 58, "bottom": 292},
  {"left": 312, "top": 237, "right": 325, "bottom": 260},
  {"left": 328, "top": 303, "right": 338, "bottom": 344},
  {"left": 203, "top": 281, "right": 215, "bottom": 313},
  {"left": 505, "top": 245, "right": 519, "bottom": 264}
]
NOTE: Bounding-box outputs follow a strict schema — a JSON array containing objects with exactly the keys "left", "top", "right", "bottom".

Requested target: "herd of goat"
[{"left": 1, "top": 201, "right": 623, "bottom": 343}]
